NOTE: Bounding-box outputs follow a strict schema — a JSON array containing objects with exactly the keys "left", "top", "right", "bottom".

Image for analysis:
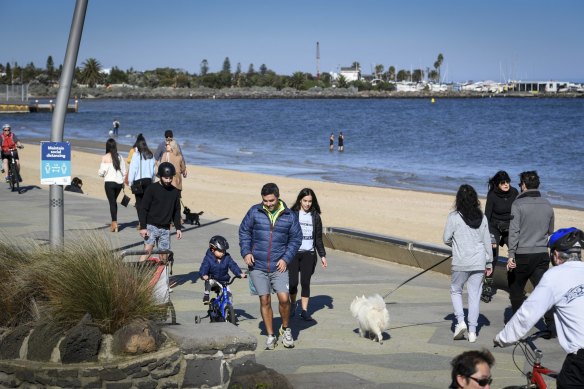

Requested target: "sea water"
[{"left": 5, "top": 98, "right": 584, "bottom": 209}]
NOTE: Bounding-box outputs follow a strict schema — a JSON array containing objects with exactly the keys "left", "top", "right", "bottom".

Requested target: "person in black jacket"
[
  {"left": 482, "top": 171, "right": 518, "bottom": 302},
  {"left": 290, "top": 188, "right": 328, "bottom": 321}
]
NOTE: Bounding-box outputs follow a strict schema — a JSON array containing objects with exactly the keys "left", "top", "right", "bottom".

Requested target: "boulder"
[
  {"left": 112, "top": 319, "right": 164, "bottom": 355},
  {"left": 229, "top": 360, "right": 293, "bottom": 389},
  {"left": 59, "top": 315, "right": 102, "bottom": 363},
  {"left": 27, "top": 320, "right": 64, "bottom": 361},
  {"left": 0, "top": 324, "right": 33, "bottom": 360}
]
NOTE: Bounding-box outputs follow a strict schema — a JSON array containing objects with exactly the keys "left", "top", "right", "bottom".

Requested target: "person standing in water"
[
  {"left": 329, "top": 133, "right": 335, "bottom": 151},
  {"left": 338, "top": 132, "right": 344, "bottom": 151}
]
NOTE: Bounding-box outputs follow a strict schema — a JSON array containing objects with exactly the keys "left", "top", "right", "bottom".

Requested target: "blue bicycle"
[{"left": 195, "top": 276, "right": 238, "bottom": 325}]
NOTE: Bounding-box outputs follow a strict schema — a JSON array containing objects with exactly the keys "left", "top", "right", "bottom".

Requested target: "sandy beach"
[{"left": 17, "top": 140, "right": 583, "bottom": 247}]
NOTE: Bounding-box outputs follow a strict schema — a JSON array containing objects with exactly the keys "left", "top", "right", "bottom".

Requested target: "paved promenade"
[{"left": 1, "top": 185, "right": 564, "bottom": 388}]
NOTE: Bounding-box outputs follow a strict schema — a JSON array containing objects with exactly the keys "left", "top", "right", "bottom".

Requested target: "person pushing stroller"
[{"left": 199, "top": 235, "right": 247, "bottom": 304}]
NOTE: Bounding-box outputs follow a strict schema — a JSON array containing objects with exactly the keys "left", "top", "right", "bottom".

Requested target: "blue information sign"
[{"left": 40, "top": 141, "right": 72, "bottom": 185}]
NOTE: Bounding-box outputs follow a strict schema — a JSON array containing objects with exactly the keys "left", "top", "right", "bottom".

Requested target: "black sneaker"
[
  {"left": 203, "top": 294, "right": 210, "bottom": 305},
  {"left": 300, "top": 310, "right": 314, "bottom": 321}
]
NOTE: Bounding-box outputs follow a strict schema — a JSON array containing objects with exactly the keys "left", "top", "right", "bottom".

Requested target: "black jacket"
[
  {"left": 139, "top": 182, "right": 182, "bottom": 230},
  {"left": 485, "top": 186, "right": 518, "bottom": 234}
]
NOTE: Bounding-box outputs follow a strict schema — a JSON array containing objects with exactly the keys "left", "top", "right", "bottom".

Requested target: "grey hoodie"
[
  {"left": 443, "top": 211, "right": 493, "bottom": 272},
  {"left": 507, "top": 190, "right": 554, "bottom": 258}
]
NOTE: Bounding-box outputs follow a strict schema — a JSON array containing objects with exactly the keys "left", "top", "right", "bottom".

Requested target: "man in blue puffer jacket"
[{"left": 239, "top": 183, "right": 302, "bottom": 350}]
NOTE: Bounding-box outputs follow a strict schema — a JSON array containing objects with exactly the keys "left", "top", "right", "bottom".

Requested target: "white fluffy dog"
[{"left": 350, "top": 294, "right": 391, "bottom": 344}]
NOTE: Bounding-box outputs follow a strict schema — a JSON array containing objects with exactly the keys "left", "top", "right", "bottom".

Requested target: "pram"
[{"left": 120, "top": 249, "right": 177, "bottom": 325}]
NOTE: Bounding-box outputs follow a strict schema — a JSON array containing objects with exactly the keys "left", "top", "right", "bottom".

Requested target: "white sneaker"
[
  {"left": 468, "top": 332, "right": 477, "bottom": 343},
  {"left": 265, "top": 335, "right": 277, "bottom": 350},
  {"left": 280, "top": 326, "right": 294, "bottom": 348},
  {"left": 453, "top": 323, "right": 467, "bottom": 340}
]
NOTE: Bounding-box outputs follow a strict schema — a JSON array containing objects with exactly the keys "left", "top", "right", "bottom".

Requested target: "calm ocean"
[{"left": 5, "top": 98, "right": 584, "bottom": 209}]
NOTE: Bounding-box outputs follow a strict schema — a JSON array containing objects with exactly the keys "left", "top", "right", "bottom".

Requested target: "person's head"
[
  {"left": 164, "top": 130, "right": 173, "bottom": 141},
  {"left": 548, "top": 227, "right": 583, "bottom": 265},
  {"left": 136, "top": 138, "right": 153, "bottom": 159},
  {"left": 2, "top": 124, "right": 11, "bottom": 134},
  {"left": 455, "top": 184, "right": 482, "bottom": 220},
  {"left": 519, "top": 170, "right": 540, "bottom": 191},
  {"left": 132, "top": 133, "right": 145, "bottom": 148},
  {"left": 261, "top": 183, "right": 280, "bottom": 212},
  {"left": 71, "top": 177, "right": 83, "bottom": 188},
  {"left": 450, "top": 349, "right": 494, "bottom": 389},
  {"left": 488, "top": 170, "right": 511, "bottom": 192},
  {"left": 209, "top": 235, "right": 229, "bottom": 259},
  {"left": 157, "top": 162, "right": 176, "bottom": 186},
  {"left": 105, "top": 138, "right": 118, "bottom": 154},
  {"left": 166, "top": 139, "right": 180, "bottom": 156},
  {"left": 292, "top": 188, "right": 321, "bottom": 214}
]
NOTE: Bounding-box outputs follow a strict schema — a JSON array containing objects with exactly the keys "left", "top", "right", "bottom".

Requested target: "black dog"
[{"left": 183, "top": 206, "right": 203, "bottom": 227}]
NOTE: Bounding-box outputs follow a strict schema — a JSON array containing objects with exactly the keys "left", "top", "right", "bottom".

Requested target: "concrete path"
[{"left": 1, "top": 184, "right": 564, "bottom": 388}]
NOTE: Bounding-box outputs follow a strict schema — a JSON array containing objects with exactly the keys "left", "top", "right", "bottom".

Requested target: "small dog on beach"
[
  {"left": 350, "top": 294, "right": 390, "bottom": 344},
  {"left": 182, "top": 206, "right": 203, "bottom": 227}
]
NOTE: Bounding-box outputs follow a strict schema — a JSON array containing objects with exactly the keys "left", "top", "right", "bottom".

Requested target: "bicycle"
[
  {"left": 502, "top": 330, "right": 558, "bottom": 389},
  {"left": 195, "top": 276, "right": 238, "bottom": 325},
  {"left": 5, "top": 146, "right": 23, "bottom": 193}
]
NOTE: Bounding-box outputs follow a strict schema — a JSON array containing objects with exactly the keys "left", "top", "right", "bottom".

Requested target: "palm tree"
[
  {"left": 289, "top": 71, "right": 306, "bottom": 90},
  {"left": 433, "top": 53, "right": 444, "bottom": 82},
  {"left": 79, "top": 58, "right": 103, "bottom": 87},
  {"left": 374, "top": 64, "right": 384, "bottom": 79},
  {"left": 337, "top": 74, "right": 348, "bottom": 88}
]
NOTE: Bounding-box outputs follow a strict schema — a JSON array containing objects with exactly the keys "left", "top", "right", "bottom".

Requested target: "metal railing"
[{"left": 0, "top": 84, "right": 29, "bottom": 103}]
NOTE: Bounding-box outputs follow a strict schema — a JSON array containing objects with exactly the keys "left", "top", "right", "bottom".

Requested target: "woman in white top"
[
  {"left": 290, "top": 188, "right": 328, "bottom": 321},
  {"left": 98, "top": 138, "right": 126, "bottom": 232}
]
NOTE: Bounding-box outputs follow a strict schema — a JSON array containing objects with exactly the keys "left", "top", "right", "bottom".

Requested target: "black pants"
[
  {"left": 507, "top": 252, "right": 549, "bottom": 313},
  {"left": 289, "top": 251, "right": 317, "bottom": 297},
  {"left": 557, "top": 351, "right": 584, "bottom": 389},
  {"left": 490, "top": 228, "right": 510, "bottom": 278},
  {"left": 104, "top": 182, "right": 122, "bottom": 222}
]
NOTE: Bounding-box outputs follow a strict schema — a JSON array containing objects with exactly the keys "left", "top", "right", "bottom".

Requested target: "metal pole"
[{"left": 49, "top": 0, "right": 88, "bottom": 248}]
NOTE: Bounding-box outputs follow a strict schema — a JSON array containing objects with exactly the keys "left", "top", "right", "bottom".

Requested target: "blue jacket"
[
  {"left": 239, "top": 202, "right": 302, "bottom": 272},
  {"left": 199, "top": 249, "right": 243, "bottom": 283}
]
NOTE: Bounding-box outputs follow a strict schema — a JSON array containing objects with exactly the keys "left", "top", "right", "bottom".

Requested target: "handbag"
[
  {"left": 130, "top": 153, "right": 144, "bottom": 195},
  {"left": 120, "top": 188, "right": 131, "bottom": 207}
]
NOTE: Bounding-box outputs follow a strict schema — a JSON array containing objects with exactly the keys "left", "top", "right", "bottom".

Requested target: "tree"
[
  {"left": 351, "top": 61, "right": 360, "bottom": 70},
  {"left": 374, "top": 64, "right": 384, "bottom": 78},
  {"left": 222, "top": 57, "right": 231, "bottom": 74},
  {"left": 387, "top": 66, "right": 396, "bottom": 82},
  {"left": 396, "top": 69, "right": 410, "bottom": 82},
  {"left": 428, "top": 69, "right": 439, "bottom": 82},
  {"left": 433, "top": 53, "right": 444, "bottom": 82},
  {"left": 247, "top": 63, "right": 255, "bottom": 77},
  {"left": 337, "top": 74, "right": 348, "bottom": 88},
  {"left": 289, "top": 71, "right": 306, "bottom": 90},
  {"left": 200, "top": 59, "right": 209, "bottom": 76},
  {"left": 46, "top": 56, "right": 55, "bottom": 81},
  {"left": 259, "top": 64, "right": 268, "bottom": 75},
  {"left": 107, "top": 66, "right": 128, "bottom": 84},
  {"left": 79, "top": 58, "right": 103, "bottom": 87},
  {"left": 412, "top": 69, "right": 424, "bottom": 83}
]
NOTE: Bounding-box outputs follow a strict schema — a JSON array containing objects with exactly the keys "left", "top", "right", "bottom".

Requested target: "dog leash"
[{"left": 382, "top": 254, "right": 452, "bottom": 299}]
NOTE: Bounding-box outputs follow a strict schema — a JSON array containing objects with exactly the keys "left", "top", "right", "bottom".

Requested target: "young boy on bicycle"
[{"left": 199, "top": 235, "right": 246, "bottom": 304}]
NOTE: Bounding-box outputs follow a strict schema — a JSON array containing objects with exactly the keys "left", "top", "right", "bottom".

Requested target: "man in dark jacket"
[
  {"left": 506, "top": 171, "right": 554, "bottom": 314},
  {"left": 239, "top": 183, "right": 302, "bottom": 350}
]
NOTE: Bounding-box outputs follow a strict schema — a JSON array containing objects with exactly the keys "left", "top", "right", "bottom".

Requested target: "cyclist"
[
  {"left": 199, "top": 235, "right": 246, "bottom": 304},
  {"left": 494, "top": 227, "right": 584, "bottom": 389},
  {"left": 1, "top": 124, "right": 24, "bottom": 182}
]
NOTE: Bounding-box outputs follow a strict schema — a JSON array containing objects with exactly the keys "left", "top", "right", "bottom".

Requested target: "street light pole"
[{"left": 49, "top": 0, "right": 88, "bottom": 248}]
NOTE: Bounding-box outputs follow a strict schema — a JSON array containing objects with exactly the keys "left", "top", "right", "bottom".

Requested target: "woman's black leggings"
[
  {"left": 289, "top": 251, "right": 317, "bottom": 297},
  {"left": 104, "top": 182, "right": 122, "bottom": 222}
]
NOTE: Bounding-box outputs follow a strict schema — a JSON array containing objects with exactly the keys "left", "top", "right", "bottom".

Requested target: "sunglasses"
[
  {"left": 3, "top": 129, "right": 10, "bottom": 132},
  {"left": 468, "top": 376, "right": 493, "bottom": 386}
]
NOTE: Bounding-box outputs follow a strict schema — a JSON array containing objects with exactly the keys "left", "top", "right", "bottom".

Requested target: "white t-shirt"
[{"left": 298, "top": 210, "right": 314, "bottom": 252}]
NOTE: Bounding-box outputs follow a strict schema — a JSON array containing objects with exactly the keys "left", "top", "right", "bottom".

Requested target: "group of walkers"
[{"left": 445, "top": 170, "right": 583, "bottom": 388}]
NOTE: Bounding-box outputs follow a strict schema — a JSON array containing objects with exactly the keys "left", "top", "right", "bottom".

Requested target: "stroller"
[{"left": 120, "top": 249, "right": 177, "bottom": 324}]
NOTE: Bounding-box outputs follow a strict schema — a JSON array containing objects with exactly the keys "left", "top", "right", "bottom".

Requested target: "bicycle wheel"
[
  {"left": 9, "top": 164, "right": 19, "bottom": 193},
  {"left": 225, "top": 304, "right": 236, "bottom": 325}
]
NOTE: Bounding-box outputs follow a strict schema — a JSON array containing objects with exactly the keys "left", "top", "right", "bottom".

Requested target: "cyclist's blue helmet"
[
  {"left": 209, "top": 235, "right": 229, "bottom": 252},
  {"left": 548, "top": 227, "right": 583, "bottom": 252}
]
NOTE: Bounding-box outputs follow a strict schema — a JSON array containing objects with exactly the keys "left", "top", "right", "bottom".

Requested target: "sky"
[{"left": 2, "top": 0, "right": 583, "bottom": 82}]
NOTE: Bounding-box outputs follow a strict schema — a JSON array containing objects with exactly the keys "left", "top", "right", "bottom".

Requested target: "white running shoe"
[
  {"left": 265, "top": 335, "right": 277, "bottom": 350},
  {"left": 453, "top": 323, "right": 468, "bottom": 340},
  {"left": 280, "top": 326, "right": 294, "bottom": 348},
  {"left": 468, "top": 332, "right": 477, "bottom": 343}
]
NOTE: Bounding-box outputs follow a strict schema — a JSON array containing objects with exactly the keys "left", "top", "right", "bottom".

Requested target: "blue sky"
[{"left": 2, "top": 0, "right": 583, "bottom": 82}]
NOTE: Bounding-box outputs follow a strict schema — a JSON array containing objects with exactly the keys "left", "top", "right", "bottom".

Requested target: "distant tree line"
[{"left": 0, "top": 53, "right": 444, "bottom": 92}]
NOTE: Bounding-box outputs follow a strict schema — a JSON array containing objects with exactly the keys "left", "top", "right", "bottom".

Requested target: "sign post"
[{"left": 41, "top": 141, "right": 71, "bottom": 185}]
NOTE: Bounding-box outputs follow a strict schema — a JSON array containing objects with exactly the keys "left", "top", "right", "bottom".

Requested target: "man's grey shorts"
[
  {"left": 145, "top": 225, "right": 171, "bottom": 249},
  {"left": 249, "top": 269, "right": 289, "bottom": 295}
]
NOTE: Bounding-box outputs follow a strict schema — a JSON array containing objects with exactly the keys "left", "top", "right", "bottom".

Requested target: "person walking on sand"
[
  {"left": 154, "top": 129, "right": 183, "bottom": 162},
  {"left": 128, "top": 138, "right": 156, "bottom": 227},
  {"left": 338, "top": 131, "right": 344, "bottom": 151},
  {"left": 98, "top": 138, "right": 126, "bottom": 232},
  {"left": 157, "top": 139, "right": 187, "bottom": 192},
  {"left": 482, "top": 170, "right": 518, "bottom": 303},
  {"left": 444, "top": 184, "right": 493, "bottom": 343},
  {"left": 289, "top": 188, "right": 328, "bottom": 321},
  {"left": 329, "top": 132, "right": 335, "bottom": 151},
  {"left": 239, "top": 183, "right": 302, "bottom": 350}
]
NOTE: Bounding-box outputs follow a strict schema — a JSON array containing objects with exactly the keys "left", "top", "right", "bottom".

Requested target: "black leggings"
[
  {"left": 104, "top": 182, "right": 122, "bottom": 222},
  {"left": 289, "top": 251, "right": 317, "bottom": 297}
]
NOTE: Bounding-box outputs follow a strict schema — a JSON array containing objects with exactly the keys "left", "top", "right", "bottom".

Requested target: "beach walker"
[{"left": 120, "top": 249, "right": 177, "bottom": 325}]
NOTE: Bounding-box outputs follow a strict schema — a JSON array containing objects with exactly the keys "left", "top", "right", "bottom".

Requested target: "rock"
[
  {"left": 59, "top": 317, "right": 102, "bottom": 363},
  {"left": 27, "top": 320, "right": 64, "bottom": 361},
  {"left": 229, "top": 360, "right": 293, "bottom": 389},
  {"left": 112, "top": 319, "right": 163, "bottom": 355},
  {"left": 0, "top": 324, "right": 32, "bottom": 360}
]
